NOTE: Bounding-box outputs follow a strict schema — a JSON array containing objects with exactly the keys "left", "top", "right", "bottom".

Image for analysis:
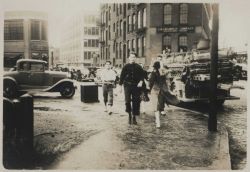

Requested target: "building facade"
[
  {"left": 99, "top": 3, "right": 212, "bottom": 67},
  {"left": 60, "top": 12, "right": 100, "bottom": 67},
  {"left": 4, "top": 11, "right": 49, "bottom": 69}
]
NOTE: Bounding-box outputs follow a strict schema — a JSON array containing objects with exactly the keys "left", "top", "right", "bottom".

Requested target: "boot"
[
  {"left": 155, "top": 111, "right": 160, "bottom": 128},
  {"left": 132, "top": 116, "right": 137, "bottom": 125},
  {"left": 128, "top": 113, "right": 132, "bottom": 124}
]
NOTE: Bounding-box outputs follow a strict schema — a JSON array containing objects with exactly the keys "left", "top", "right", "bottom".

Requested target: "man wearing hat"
[{"left": 119, "top": 52, "right": 144, "bottom": 124}]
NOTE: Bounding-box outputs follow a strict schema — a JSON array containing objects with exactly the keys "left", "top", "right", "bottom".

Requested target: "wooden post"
[{"left": 208, "top": 4, "right": 219, "bottom": 132}]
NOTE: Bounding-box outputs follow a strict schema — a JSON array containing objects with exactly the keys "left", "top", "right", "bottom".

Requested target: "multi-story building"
[
  {"left": 99, "top": 3, "right": 212, "bottom": 67},
  {"left": 4, "top": 11, "right": 48, "bottom": 69},
  {"left": 60, "top": 12, "right": 100, "bottom": 67}
]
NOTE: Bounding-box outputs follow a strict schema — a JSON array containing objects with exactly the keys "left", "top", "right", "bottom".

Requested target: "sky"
[{"left": 1, "top": 0, "right": 249, "bottom": 51}]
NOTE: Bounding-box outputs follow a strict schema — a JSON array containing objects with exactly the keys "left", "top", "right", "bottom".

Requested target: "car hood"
[{"left": 45, "top": 70, "right": 68, "bottom": 76}]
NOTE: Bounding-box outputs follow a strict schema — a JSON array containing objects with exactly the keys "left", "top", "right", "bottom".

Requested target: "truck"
[{"left": 161, "top": 51, "right": 240, "bottom": 106}]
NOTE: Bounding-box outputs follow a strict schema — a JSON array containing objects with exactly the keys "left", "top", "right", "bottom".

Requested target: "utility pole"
[{"left": 208, "top": 4, "right": 219, "bottom": 132}]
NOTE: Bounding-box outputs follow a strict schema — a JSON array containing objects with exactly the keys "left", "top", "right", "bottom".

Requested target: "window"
[
  {"left": 91, "top": 40, "right": 95, "bottom": 47},
  {"left": 19, "top": 62, "right": 30, "bottom": 71},
  {"left": 113, "top": 4, "right": 115, "bottom": 11},
  {"left": 116, "top": 42, "right": 118, "bottom": 58},
  {"left": 128, "top": 15, "right": 132, "bottom": 32},
  {"left": 4, "top": 20, "right": 24, "bottom": 40},
  {"left": 96, "top": 27, "right": 99, "bottom": 35},
  {"left": 84, "top": 40, "right": 87, "bottom": 47},
  {"left": 127, "top": 40, "right": 130, "bottom": 56},
  {"left": 132, "top": 39, "right": 135, "bottom": 52},
  {"left": 142, "top": 8, "right": 146, "bottom": 27},
  {"left": 137, "top": 11, "right": 141, "bottom": 29},
  {"left": 88, "top": 40, "right": 91, "bottom": 47},
  {"left": 106, "top": 11, "right": 108, "bottom": 25},
  {"left": 179, "top": 35, "right": 188, "bottom": 52},
  {"left": 31, "top": 21, "right": 40, "bottom": 40},
  {"left": 92, "top": 27, "right": 96, "bottom": 35},
  {"left": 116, "top": 22, "right": 119, "bottom": 37},
  {"left": 84, "top": 52, "right": 88, "bottom": 59},
  {"left": 108, "top": 25, "right": 111, "bottom": 40},
  {"left": 119, "top": 42, "right": 122, "bottom": 59},
  {"left": 109, "top": 7, "right": 111, "bottom": 20},
  {"left": 116, "top": 4, "right": 119, "bottom": 16},
  {"left": 180, "top": 4, "right": 188, "bottom": 24},
  {"left": 163, "top": 35, "right": 171, "bottom": 50},
  {"left": 128, "top": 3, "right": 131, "bottom": 9},
  {"left": 164, "top": 4, "right": 172, "bottom": 25},
  {"left": 120, "top": 20, "right": 122, "bottom": 36},
  {"left": 41, "top": 21, "right": 47, "bottom": 40},
  {"left": 30, "top": 63, "right": 44, "bottom": 71},
  {"left": 120, "top": 4, "right": 122, "bottom": 14},
  {"left": 88, "top": 28, "right": 91, "bottom": 35},
  {"left": 142, "top": 36, "right": 145, "bottom": 56},
  {"left": 136, "top": 38, "right": 140, "bottom": 57},
  {"left": 113, "top": 23, "right": 115, "bottom": 32},
  {"left": 132, "top": 14, "right": 136, "bottom": 31},
  {"left": 88, "top": 51, "right": 91, "bottom": 59}
]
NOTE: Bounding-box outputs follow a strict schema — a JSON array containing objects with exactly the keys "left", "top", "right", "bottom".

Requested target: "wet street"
[{"left": 31, "top": 80, "right": 247, "bottom": 170}]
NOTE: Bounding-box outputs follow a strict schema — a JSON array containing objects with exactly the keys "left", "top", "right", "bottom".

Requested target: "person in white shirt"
[{"left": 100, "top": 61, "right": 117, "bottom": 114}]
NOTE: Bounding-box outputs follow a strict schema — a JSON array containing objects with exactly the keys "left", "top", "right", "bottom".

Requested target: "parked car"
[{"left": 3, "top": 59, "right": 76, "bottom": 98}]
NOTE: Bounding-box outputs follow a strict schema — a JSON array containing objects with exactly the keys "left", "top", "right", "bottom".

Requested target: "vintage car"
[{"left": 3, "top": 59, "right": 76, "bottom": 98}]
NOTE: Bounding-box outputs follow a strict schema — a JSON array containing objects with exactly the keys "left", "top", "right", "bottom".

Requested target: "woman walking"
[{"left": 148, "top": 61, "right": 168, "bottom": 128}]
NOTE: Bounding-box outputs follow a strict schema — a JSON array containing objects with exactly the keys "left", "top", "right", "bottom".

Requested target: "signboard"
[{"left": 157, "top": 26, "right": 195, "bottom": 33}]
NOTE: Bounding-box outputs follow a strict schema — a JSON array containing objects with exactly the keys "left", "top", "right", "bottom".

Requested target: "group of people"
[{"left": 99, "top": 52, "right": 178, "bottom": 128}]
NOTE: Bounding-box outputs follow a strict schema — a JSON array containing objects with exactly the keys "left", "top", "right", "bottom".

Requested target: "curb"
[{"left": 168, "top": 105, "right": 232, "bottom": 170}]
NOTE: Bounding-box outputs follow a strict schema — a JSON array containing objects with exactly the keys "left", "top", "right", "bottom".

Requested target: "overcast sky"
[{"left": 2, "top": 0, "right": 249, "bottom": 51}]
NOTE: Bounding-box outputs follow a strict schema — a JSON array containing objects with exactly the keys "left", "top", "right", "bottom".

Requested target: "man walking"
[
  {"left": 119, "top": 52, "right": 144, "bottom": 124},
  {"left": 100, "top": 61, "right": 117, "bottom": 115}
]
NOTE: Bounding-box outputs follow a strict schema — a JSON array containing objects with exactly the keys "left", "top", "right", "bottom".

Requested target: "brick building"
[
  {"left": 99, "top": 3, "right": 212, "bottom": 67},
  {"left": 4, "top": 11, "right": 48, "bottom": 69}
]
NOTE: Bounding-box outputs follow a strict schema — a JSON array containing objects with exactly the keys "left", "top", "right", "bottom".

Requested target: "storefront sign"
[{"left": 157, "top": 26, "right": 195, "bottom": 33}]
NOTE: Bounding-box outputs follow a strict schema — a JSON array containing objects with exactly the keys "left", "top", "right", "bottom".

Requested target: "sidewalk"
[{"left": 49, "top": 86, "right": 231, "bottom": 170}]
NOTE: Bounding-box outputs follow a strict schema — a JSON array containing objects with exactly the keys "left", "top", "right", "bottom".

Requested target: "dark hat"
[{"left": 153, "top": 61, "right": 160, "bottom": 70}]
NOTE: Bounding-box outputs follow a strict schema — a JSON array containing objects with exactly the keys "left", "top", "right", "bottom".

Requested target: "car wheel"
[
  {"left": 60, "top": 84, "right": 75, "bottom": 98},
  {"left": 4, "top": 80, "right": 17, "bottom": 98}
]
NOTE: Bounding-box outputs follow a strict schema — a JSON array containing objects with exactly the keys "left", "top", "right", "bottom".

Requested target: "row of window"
[
  {"left": 162, "top": 34, "right": 187, "bottom": 50},
  {"left": 83, "top": 39, "right": 99, "bottom": 48},
  {"left": 100, "top": 36, "right": 146, "bottom": 60},
  {"left": 102, "top": 3, "right": 188, "bottom": 27},
  {"left": 83, "top": 51, "right": 98, "bottom": 59},
  {"left": 100, "top": 34, "right": 188, "bottom": 60},
  {"left": 84, "top": 27, "right": 99, "bottom": 35},
  {"left": 4, "top": 20, "right": 47, "bottom": 41},
  {"left": 164, "top": 4, "right": 188, "bottom": 25}
]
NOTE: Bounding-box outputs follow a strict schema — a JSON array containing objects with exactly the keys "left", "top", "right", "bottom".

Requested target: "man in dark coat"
[{"left": 119, "top": 52, "right": 144, "bottom": 124}]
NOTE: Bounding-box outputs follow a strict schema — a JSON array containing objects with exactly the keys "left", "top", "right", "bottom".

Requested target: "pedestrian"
[
  {"left": 139, "top": 63, "right": 150, "bottom": 114},
  {"left": 155, "top": 54, "right": 166, "bottom": 116},
  {"left": 148, "top": 61, "right": 168, "bottom": 128},
  {"left": 100, "top": 61, "right": 117, "bottom": 115},
  {"left": 119, "top": 52, "right": 145, "bottom": 124}
]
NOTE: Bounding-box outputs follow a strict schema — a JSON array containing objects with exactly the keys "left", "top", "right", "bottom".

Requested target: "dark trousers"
[{"left": 124, "top": 83, "right": 141, "bottom": 116}]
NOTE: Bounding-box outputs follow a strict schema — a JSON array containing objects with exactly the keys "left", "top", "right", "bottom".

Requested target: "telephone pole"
[{"left": 208, "top": 4, "right": 219, "bottom": 132}]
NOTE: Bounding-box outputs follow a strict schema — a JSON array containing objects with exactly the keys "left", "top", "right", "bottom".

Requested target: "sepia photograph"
[{"left": 1, "top": 0, "right": 248, "bottom": 170}]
